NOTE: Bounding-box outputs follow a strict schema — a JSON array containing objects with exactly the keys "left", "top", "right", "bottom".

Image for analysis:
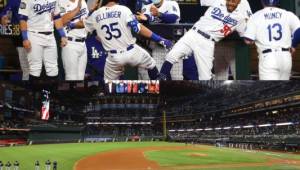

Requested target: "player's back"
[
  {"left": 250, "top": 7, "right": 299, "bottom": 49},
  {"left": 93, "top": 4, "right": 136, "bottom": 51}
]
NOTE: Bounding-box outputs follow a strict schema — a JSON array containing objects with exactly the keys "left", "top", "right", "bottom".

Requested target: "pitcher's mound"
[{"left": 188, "top": 153, "right": 208, "bottom": 157}]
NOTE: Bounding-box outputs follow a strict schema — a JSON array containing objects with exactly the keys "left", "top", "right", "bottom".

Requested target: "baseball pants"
[
  {"left": 165, "top": 30, "right": 215, "bottom": 80},
  {"left": 104, "top": 44, "right": 156, "bottom": 80},
  {"left": 16, "top": 47, "right": 29, "bottom": 80},
  {"left": 258, "top": 50, "right": 292, "bottom": 80},
  {"left": 62, "top": 40, "right": 87, "bottom": 80},
  {"left": 27, "top": 31, "right": 58, "bottom": 77}
]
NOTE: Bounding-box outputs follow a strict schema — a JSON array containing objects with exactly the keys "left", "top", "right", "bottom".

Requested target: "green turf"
[
  {"left": 145, "top": 147, "right": 267, "bottom": 166},
  {"left": 1, "top": 142, "right": 300, "bottom": 170},
  {"left": 0, "top": 142, "right": 181, "bottom": 170}
]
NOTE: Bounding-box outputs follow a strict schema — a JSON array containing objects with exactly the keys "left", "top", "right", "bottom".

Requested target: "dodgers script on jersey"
[
  {"left": 18, "top": 0, "right": 61, "bottom": 32},
  {"left": 244, "top": 7, "right": 300, "bottom": 51},
  {"left": 58, "top": 0, "right": 88, "bottom": 38},
  {"left": 195, "top": 0, "right": 252, "bottom": 42},
  {"left": 142, "top": 0, "right": 180, "bottom": 23},
  {"left": 84, "top": 5, "right": 136, "bottom": 51}
]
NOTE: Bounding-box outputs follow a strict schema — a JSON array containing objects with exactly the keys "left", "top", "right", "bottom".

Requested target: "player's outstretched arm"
[
  {"left": 61, "top": 0, "right": 82, "bottom": 26},
  {"left": 19, "top": 17, "right": 31, "bottom": 52},
  {"left": 53, "top": 15, "right": 68, "bottom": 47},
  {"left": 139, "top": 24, "right": 173, "bottom": 50},
  {"left": 128, "top": 19, "right": 172, "bottom": 50}
]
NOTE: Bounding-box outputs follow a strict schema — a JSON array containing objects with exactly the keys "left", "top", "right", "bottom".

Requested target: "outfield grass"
[
  {"left": 1, "top": 142, "right": 300, "bottom": 170},
  {"left": 0, "top": 142, "right": 181, "bottom": 170}
]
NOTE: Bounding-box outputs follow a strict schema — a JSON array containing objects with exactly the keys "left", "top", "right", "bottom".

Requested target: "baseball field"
[{"left": 1, "top": 142, "right": 300, "bottom": 170}]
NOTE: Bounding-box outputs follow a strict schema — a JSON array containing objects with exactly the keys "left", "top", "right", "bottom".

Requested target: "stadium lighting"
[
  {"left": 243, "top": 125, "right": 254, "bottom": 128},
  {"left": 223, "top": 127, "right": 231, "bottom": 130},
  {"left": 195, "top": 128, "right": 203, "bottom": 131},
  {"left": 204, "top": 128, "right": 213, "bottom": 131},
  {"left": 234, "top": 126, "right": 241, "bottom": 129},
  {"left": 168, "top": 130, "right": 176, "bottom": 132},
  {"left": 276, "top": 122, "right": 293, "bottom": 126},
  {"left": 215, "top": 127, "right": 222, "bottom": 130},
  {"left": 258, "top": 124, "right": 272, "bottom": 127},
  {"left": 187, "top": 129, "right": 194, "bottom": 132},
  {"left": 178, "top": 129, "right": 185, "bottom": 132}
]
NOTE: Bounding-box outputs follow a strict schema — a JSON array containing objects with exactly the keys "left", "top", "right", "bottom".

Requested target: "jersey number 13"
[{"left": 267, "top": 23, "right": 282, "bottom": 42}]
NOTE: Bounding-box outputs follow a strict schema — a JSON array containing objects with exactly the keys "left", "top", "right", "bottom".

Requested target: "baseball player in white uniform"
[
  {"left": 158, "top": 0, "right": 252, "bottom": 80},
  {"left": 137, "top": 0, "right": 180, "bottom": 24},
  {"left": 83, "top": 0, "right": 172, "bottom": 80},
  {"left": 19, "top": 0, "right": 68, "bottom": 80},
  {"left": 136, "top": 0, "right": 182, "bottom": 80},
  {"left": 58, "top": 0, "right": 89, "bottom": 80},
  {"left": 244, "top": 0, "right": 300, "bottom": 80}
]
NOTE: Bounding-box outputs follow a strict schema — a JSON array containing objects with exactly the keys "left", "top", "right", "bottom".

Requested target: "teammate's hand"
[
  {"left": 136, "top": 12, "right": 147, "bottom": 21},
  {"left": 158, "top": 39, "right": 173, "bottom": 50},
  {"left": 60, "top": 37, "right": 68, "bottom": 47},
  {"left": 290, "top": 48, "right": 296, "bottom": 57},
  {"left": 150, "top": 5, "right": 159, "bottom": 16},
  {"left": 23, "top": 40, "right": 32, "bottom": 52},
  {"left": 1, "top": 15, "right": 10, "bottom": 26}
]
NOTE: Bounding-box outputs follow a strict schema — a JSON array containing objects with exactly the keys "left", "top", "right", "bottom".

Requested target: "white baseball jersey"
[
  {"left": 18, "top": 0, "right": 61, "bottom": 32},
  {"left": 244, "top": 7, "right": 300, "bottom": 51},
  {"left": 142, "top": 0, "right": 180, "bottom": 23},
  {"left": 194, "top": 0, "right": 252, "bottom": 42},
  {"left": 84, "top": 4, "right": 136, "bottom": 51},
  {"left": 58, "top": 0, "right": 89, "bottom": 38}
]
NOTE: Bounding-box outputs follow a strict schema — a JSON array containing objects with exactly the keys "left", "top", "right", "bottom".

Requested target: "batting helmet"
[{"left": 261, "top": 0, "right": 279, "bottom": 6}]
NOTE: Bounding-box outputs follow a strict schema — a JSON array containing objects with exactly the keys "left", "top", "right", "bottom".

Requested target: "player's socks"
[
  {"left": 46, "top": 75, "right": 58, "bottom": 81},
  {"left": 148, "top": 67, "right": 159, "bottom": 80},
  {"left": 29, "top": 75, "right": 40, "bottom": 81},
  {"left": 159, "top": 61, "right": 173, "bottom": 80}
]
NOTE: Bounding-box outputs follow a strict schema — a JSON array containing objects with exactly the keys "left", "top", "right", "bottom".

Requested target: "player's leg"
[
  {"left": 193, "top": 37, "right": 215, "bottom": 80},
  {"left": 62, "top": 41, "right": 80, "bottom": 80},
  {"left": 128, "top": 45, "right": 158, "bottom": 80},
  {"left": 104, "top": 54, "right": 124, "bottom": 80},
  {"left": 27, "top": 32, "right": 44, "bottom": 79},
  {"left": 182, "top": 55, "right": 198, "bottom": 80},
  {"left": 16, "top": 47, "right": 29, "bottom": 80},
  {"left": 43, "top": 36, "right": 59, "bottom": 79},
  {"left": 77, "top": 44, "right": 88, "bottom": 80},
  {"left": 258, "top": 53, "right": 280, "bottom": 80},
  {"left": 159, "top": 31, "right": 193, "bottom": 80},
  {"left": 279, "top": 52, "right": 292, "bottom": 80}
]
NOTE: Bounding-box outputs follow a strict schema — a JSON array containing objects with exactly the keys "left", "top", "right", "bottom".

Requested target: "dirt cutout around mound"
[
  {"left": 75, "top": 145, "right": 300, "bottom": 170},
  {"left": 187, "top": 153, "right": 208, "bottom": 157}
]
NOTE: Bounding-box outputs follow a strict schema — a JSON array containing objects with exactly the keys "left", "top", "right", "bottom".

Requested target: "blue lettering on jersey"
[
  {"left": 211, "top": 7, "right": 238, "bottom": 26},
  {"left": 96, "top": 11, "right": 121, "bottom": 23},
  {"left": 33, "top": 1, "right": 56, "bottom": 15},
  {"left": 71, "top": 8, "right": 87, "bottom": 21},
  {"left": 264, "top": 12, "right": 282, "bottom": 20}
]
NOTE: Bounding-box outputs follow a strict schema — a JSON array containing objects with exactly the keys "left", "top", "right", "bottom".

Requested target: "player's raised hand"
[
  {"left": 150, "top": 5, "right": 159, "bottom": 16},
  {"left": 136, "top": 12, "right": 147, "bottom": 21},
  {"left": 159, "top": 38, "right": 173, "bottom": 50},
  {"left": 60, "top": 37, "right": 68, "bottom": 47},
  {"left": 23, "top": 40, "right": 32, "bottom": 52}
]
